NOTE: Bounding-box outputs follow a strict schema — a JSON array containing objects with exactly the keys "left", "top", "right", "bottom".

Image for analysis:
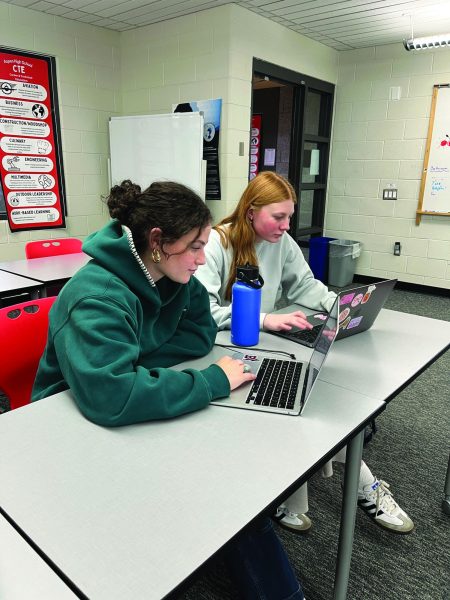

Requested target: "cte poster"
[{"left": 0, "top": 48, "right": 66, "bottom": 232}]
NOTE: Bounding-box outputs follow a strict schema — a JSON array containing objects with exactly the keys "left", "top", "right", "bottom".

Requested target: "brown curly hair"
[{"left": 107, "top": 180, "right": 211, "bottom": 254}]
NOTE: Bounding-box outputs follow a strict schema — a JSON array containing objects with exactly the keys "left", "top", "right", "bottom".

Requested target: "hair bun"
[{"left": 107, "top": 179, "right": 142, "bottom": 222}]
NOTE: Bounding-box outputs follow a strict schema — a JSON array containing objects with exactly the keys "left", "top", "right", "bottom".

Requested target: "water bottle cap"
[
  {"left": 235, "top": 264, "right": 264, "bottom": 289},
  {"left": 236, "top": 263, "right": 259, "bottom": 281}
]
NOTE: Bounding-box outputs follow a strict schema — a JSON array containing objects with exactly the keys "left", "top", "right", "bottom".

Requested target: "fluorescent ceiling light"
[{"left": 404, "top": 34, "right": 450, "bottom": 51}]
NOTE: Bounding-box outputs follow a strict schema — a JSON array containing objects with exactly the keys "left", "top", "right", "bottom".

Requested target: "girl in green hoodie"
[{"left": 33, "top": 179, "right": 305, "bottom": 600}]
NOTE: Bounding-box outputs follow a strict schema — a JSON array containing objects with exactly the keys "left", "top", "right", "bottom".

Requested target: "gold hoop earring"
[{"left": 151, "top": 248, "right": 161, "bottom": 263}]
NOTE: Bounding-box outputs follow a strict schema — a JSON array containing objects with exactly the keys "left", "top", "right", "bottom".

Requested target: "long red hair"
[{"left": 215, "top": 172, "right": 297, "bottom": 300}]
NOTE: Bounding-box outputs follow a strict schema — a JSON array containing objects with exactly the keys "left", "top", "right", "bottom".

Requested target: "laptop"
[
  {"left": 270, "top": 279, "right": 397, "bottom": 348},
  {"left": 210, "top": 297, "right": 338, "bottom": 416}
]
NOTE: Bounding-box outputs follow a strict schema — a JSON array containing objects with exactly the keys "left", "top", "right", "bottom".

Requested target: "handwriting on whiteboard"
[
  {"left": 429, "top": 165, "right": 449, "bottom": 173},
  {"left": 430, "top": 179, "right": 447, "bottom": 195}
]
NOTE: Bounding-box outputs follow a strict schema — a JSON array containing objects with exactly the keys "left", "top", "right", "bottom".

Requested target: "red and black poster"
[
  {"left": 250, "top": 114, "right": 261, "bottom": 180},
  {"left": 0, "top": 47, "right": 66, "bottom": 232}
]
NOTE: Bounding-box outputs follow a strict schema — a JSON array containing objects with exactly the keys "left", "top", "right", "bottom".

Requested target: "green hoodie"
[{"left": 32, "top": 220, "right": 230, "bottom": 426}]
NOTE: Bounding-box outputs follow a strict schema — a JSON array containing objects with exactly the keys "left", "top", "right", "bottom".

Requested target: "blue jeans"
[{"left": 224, "top": 517, "right": 304, "bottom": 600}]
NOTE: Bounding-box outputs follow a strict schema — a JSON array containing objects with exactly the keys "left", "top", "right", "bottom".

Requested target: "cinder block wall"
[{"left": 327, "top": 44, "right": 450, "bottom": 288}]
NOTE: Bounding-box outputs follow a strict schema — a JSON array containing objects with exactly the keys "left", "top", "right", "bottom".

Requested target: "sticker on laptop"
[
  {"left": 340, "top": 316, "right": 351, "bottom": 329},
  {"left": 347, "top": 316, "right": 363, "bottom": 329},
  {"left": 351, "top": 293, "right": 364, "bottom": 307},
  {"left": 312, "top": 313, "right": 327, "bottom": 321},
  {"left": 361, "top": 285, "right": 377, "bottom": 304},
  {"left": 242, "top": 354, "right": 259, "bottom": 361},
  {"left": 339, "top": 307, "right": 350, "bottom": 323},
  {"left": 340, "top": 292, "right": 355, "bottom": 306}
]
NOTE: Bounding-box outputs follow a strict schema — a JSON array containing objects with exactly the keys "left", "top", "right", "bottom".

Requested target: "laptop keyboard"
[
  {"left": 285, "top": 324, "right": 323, "bottom": 345},
  {"left": 246, "top": 358, "right": 303, "bottom": 410}
]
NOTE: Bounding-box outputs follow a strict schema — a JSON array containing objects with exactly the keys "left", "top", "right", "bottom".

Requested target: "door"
[{"left": 251, "top": 59, "right": 334, "bottom": 245}]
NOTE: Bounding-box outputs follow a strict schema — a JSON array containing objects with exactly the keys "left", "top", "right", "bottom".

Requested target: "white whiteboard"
[
  {"left": 109, "top": 112, "right": 204, "bottom": 196},
  {"left": 417, "top": 85, "right": 450, "bottom": 222}
]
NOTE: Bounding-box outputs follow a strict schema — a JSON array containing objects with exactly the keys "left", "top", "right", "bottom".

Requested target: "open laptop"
[
  {"left": 210, "top": 297, "right": 338, "bottom": 416},
  {"left": 270, "top": 279, "right": 397, "bottom": 348}
]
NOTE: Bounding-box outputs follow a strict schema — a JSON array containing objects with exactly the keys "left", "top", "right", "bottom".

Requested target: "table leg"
[{"left": 333, "top": 429, "right": 364, "bottom": 600}]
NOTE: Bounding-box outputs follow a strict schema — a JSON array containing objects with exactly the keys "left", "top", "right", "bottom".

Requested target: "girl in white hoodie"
[{"left": 196, "top": 171, "right": 414, "bottom": 535}]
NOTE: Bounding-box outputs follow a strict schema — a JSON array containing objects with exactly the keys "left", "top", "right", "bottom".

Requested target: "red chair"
[
  {"left": 0, "top": 297, "right": 56, "bottom": 411},
  {"left": 25, "top": 238, "right": 82, "bottom": 259}
]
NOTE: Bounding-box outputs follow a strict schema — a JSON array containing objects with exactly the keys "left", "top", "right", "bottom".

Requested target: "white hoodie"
[{"left": 196, "top": 226, "right": 337, "bottom": 330}]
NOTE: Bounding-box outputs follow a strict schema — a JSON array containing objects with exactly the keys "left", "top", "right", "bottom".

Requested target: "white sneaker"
[
  {"left": 273, "top": 506, "right": 312, "bottom": 533},
  {"left": 358, "top": 478, "right": 414, "bottom": 534}
]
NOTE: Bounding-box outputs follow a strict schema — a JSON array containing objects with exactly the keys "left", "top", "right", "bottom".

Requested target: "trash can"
[
  {"left": 308, "top": 237, "right": 336, "bottom": 283},
  {"left": 328, "top": 239, "right": 362, "bottom": 287}
]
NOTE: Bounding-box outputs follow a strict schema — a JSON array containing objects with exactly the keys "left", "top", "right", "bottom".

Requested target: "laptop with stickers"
[
  {"left": 210, "top": 297, "right": 338, "bottom": 416},
  {"left": 270, "top": 279, "right": 397, "bottom": 348}
]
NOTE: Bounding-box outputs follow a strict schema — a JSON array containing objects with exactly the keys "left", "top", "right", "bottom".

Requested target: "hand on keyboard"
[
  {"left": 263, "top": 311, "right": 313, "bottom": 332},
  {"left": 215, "top": 355, "right": 257, "bottom": 391}
]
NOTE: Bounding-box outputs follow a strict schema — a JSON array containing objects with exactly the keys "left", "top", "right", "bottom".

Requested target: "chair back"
[
  {"left": 0, "top": 297, "right": 56, "bottom": 411},
  {"left": 25, "top": 238, "right": 82, "bottom": 259}
]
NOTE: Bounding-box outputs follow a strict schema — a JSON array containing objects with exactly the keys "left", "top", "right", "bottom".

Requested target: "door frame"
[{"left": 252, "top": 59, "right": 335, "bottom": 242}]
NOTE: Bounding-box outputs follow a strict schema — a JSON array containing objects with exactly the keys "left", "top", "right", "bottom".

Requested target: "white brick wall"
[
  {"left": 328, "top": 43, "right": 450, "bottom": 289},
  {"left": 0, "top": 0, "right": 119, "bottom": 258},
  {"left": 117, "top": 4, "right": 338, "bottom": 223},
  {"left": 0, "top": 2, "right": 338, "bottom": 254}
]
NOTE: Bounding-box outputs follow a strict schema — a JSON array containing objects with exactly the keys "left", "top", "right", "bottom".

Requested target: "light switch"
[{"left": 383, "top": 188, "right": 398, "bottom": 200}]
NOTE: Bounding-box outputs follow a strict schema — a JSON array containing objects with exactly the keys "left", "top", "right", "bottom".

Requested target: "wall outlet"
[
  {"left": 383, "top": 188, "right": 398, "bottom": 200},
  {"left": 389, "top": 86, "right": 402, "bottom": 101},
  {"left": 394, "top": 241, "right": 401, "bottom": 256}
]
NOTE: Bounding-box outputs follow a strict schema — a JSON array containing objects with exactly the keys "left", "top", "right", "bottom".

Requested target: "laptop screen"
[
  {"left": 337, "top": 279, "right": 397, "bottom": 339},
  {"left": 302, "top": 297, "right": 339, "bottom": 407}
]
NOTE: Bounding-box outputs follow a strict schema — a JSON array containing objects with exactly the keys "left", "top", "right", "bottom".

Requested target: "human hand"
[
  {"left": 215, "top": 355, "right": 256, "bottom": 391},
  {"left": 322, "top": 327, "right": 337, "bottom": 342},
  {"left": 263, "top": 311, "right": 313, "bottom": 332}
]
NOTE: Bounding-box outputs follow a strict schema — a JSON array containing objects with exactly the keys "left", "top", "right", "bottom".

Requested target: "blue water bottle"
[{"left": 231, "top": 264, "right": 264, "bottom": 346}]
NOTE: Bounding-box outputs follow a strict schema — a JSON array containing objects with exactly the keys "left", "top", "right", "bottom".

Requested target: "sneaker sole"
[
  {"left": 358, "top": 502, "right": 415, "bottom": 534},
  {"left": 276, "top": 520, "right": 312, "bottom": 534},
  {"left": 368, "top": 516, "right": 415, "bottom": 535},
  {"left": 273, "top": 517, "right": 312, "bottom": 534}
]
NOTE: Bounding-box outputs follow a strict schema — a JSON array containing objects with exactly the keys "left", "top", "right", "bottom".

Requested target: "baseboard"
[{"left": 353, "top": 275, "right": 450, "bottom": 298}]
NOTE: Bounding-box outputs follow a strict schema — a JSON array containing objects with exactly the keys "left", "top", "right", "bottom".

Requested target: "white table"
[
  {"left": 275, "top": 305, "right": 450, "bottom": 401},
  {"left": 0, "top": 270, "right": 41, "bottom": 300},
  {"left": 0, "top": 381, "right": 383, "bottom": 600},
  {"left": 318, "top": 308, "right": 450, "bottom": 402},
  {"left": 0, "top": 253, "right": 90, "bottom": 295},
  {"left": 0, "top": 513, "right": 76, "bottom": 599}
]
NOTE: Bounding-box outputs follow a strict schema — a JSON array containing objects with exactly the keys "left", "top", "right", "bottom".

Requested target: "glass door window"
[{"left": 252, "top": 60, "right": 334, "bottom": 241}]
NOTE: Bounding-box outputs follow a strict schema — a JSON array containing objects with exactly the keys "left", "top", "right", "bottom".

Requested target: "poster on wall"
[
  {"left": 174, "top": 98, "right": 221, "bottom": 200},
  {"left": 250, "top": 114, "right": 262, "bottom": 180},
  {"left": 0, "top": 47, "right": 66, "bottom": 232}
]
